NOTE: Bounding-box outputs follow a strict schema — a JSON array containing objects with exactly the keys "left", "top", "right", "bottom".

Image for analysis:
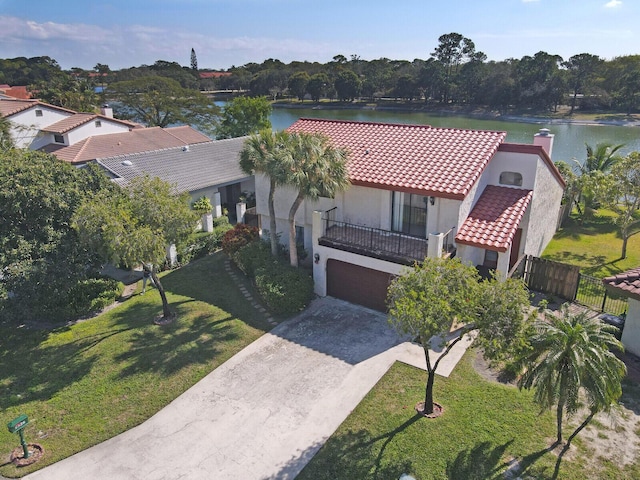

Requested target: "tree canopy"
[
  {"left": 73, "top": 176, "right": 198, "bottom": 321},
  {"left": 216, "top": 96, "right": 272, "bottom": 139}
]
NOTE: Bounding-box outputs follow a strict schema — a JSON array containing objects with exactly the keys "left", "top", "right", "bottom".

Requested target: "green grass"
[
  {"left": 542, "top": 209, "right": 640, "bottom": 278},
  {"left": 0, "top": 253, "right": 270, "bottom": 478},
  {"left": 297, "top": 351, "right": 639, "bottom": 480}
]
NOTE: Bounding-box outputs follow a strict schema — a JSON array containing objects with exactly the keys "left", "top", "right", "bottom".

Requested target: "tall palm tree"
[
  {"left": 582, "top": 142, "right": 625, "bottom": 174},
  {"left": 518, "top": 305, "right": 626, "bottom": 446},
  {"left": 239, "top": 130, "right": 291, "bottom": 256},
  {"left": 284, "top": 132, "right": 350, "bottom": 267}
]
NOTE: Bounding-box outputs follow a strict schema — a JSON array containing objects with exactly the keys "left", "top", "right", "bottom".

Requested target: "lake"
[{"left": 270, "top": 106, "right": 640, "bottom": 163}]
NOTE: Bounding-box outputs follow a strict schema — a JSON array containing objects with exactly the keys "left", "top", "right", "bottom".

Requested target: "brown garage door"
[{"left": 326, "top": 259, "right": 394, "bottom": 312}]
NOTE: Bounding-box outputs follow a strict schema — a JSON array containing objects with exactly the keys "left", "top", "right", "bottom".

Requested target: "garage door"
[{"left": 326, "top": 259, "right": 394, "bottom": 312}]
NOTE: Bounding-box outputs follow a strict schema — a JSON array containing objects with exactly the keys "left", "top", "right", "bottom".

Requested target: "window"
[
  {"left": 499, "top": 171, "right": 523, "bottom": 186},
  {"left": 35, "top": 109, "right": 43, "bottom": 117},
  {"left": 95, "top": 120, "right": 102, "bottom": 127},
  {"left": 54, "top": 134, "right": 64, "bottom": 144},
  {"left": 391, "top": 192, "right": 428, "bottom": 237}
]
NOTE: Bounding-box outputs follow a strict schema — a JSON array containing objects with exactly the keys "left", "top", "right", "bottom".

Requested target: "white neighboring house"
[
  {"left": 0, "top": 98, "right": 136, "bottom": 150},
  {"left": 254, "top": 118, "right": 565, "bottom": 311},
  {"left": 603, "top": 268, "right": 640, "bottom": 356}
]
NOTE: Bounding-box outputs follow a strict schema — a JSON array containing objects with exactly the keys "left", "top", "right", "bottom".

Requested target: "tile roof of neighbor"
[
  {"left": 286, "top": 118, "right": 507, "bottom": 200},
  {"left": 0, "top": 98, "right": 75, "bottom": 117},
  {"left": 603, "top": 267, "right": 640, "bottom": 301},
  {"left": 42, "top": 126, "right": 211, "bottom": 164},
  {"left": 0, "top": 85, "right": 31, "bottom": 99},
  {"left": 455, "top": 185, "right": 533, "bottom": 252},
  {"left": 97, "top": 137, "right": 249, "bottom": 194},
  {"left": 41, "top": 113, "right": 136, "bottom": 134}
]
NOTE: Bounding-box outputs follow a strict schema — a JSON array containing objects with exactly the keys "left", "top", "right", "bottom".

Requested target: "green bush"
[
  {"left": 221, "top": 223, "right": 259, "bottom": 256},
  {"left": 232, "top": 241, "right": 275, "bottom": 277},
  {"left": 255, "top": 263, "right": 314, "bottom": 315},
  {"left": 213, "top": 215, "right": 230, "bottom": 228},
  {"left": 69, "top": 277, "right": 123, "bottom": 316}
]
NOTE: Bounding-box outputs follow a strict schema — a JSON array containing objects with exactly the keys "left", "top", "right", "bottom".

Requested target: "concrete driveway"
[{"left": 26, "top": 297, "right": 472, "bottom": 480}]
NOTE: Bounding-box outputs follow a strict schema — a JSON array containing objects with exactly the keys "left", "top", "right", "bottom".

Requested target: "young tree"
[
  {"left": 190, "top": 48, "right": 198, "bottom": 71},
  {"left": 431, "top": 33, "right": 478, "bottom": 103},
  {"left": 239, "top": 130, "right": 292, "bottom": 256},
  {"left": 284, "top": 132, "right": 350, "bottom": 267},
  {"left": 605, "top": 152, "right": 640, "bottom": 258},
  {"left": 216, "top": 96, "right": 272, "bottom": 139},
  {"left": 108, "top": 76, "right": 219, "bottom": 134},
  {"left": 73, "top": 176, "right": 198, "bottom": 323},
  {"left": 387, "top": 258, "right": 530, "bottom": 416},
  {"left": 517, "top": 305, "right": 626, "bottom": 447}
]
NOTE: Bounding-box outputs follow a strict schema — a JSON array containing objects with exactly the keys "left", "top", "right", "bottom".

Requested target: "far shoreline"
[{"left": 271, "top": 101, "right": 640, "bottom": 128}]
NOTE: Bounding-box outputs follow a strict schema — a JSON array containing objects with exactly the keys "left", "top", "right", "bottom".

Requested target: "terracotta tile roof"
[
  {"left": 199, "top": 72, "right": 232, "bottom": 79},
  {"left": 0, "top": 85, "right": 31, "bottom": 99},
  {"left": 286, "top": 118, "right": 507, "bottom": 200},
  {"left": 0, "top": 98, "right": 75, "bottom": 117},
  {"left": 603, "top": 267, "right": 640, "bottom": 301},
  {"left": 455, "top": 185, "right": 533, "bottom": 252},
  {"left": 41, "top": 113, "right": 135, "bottom": 134},
  {"left": 97, "top": 137, "right": 249, "bottom": 194},
  {"left": 41, "top": 126, "right": 211, "bottom": 164}
]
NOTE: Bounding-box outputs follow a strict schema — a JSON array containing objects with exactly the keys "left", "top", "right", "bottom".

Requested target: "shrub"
[
  {"left": 192, "top": 196, "right": 212, "bottom": 214},
  {"left": 232, "top": 240, "right": 275, "bottom": 277},
  {"left": 221, "top": 223, "right": 259, "bottom": 256},
  {"left": 255, "top": 263, "right": 314, "bottom": 315},
  {"left": 213, "top": 215, "right": 231, "bottom": 228},
  {"left": 69, "top": 277, "right": 123, "bottom": 316}
]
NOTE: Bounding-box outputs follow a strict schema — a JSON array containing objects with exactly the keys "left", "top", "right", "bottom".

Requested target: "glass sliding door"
[{"left": 392, "top": 192, "right": 428, "bottom": 237}]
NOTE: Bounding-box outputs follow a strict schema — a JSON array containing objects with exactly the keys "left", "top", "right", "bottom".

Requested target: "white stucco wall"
[
  {"left": 9, "top": 106, "right": 72, "bottom": 148},
  {"left": 65, "top": 119, "right": 130, "bottom": 145},
  {"left": 621, "top": 299, "right": 640, "bottom": 357},
  {"left": 483, "top": 151, "right": 538, "bottom": 190}
]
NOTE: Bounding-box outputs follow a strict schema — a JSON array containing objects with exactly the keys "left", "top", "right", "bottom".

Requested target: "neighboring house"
[
  {"left": 42, "top": 125, "right": 211, "bottom": 165},
  {"left": 254, "top": 118, "right": 565, "bottom": 311},
  {"left": 0, "top": 85, "right": 31, "bottom": 99},
  {"left": 97, "top": 137, "right": 254, "bottom": 221},
  {"left": 0, "top": 98, "right": 137, "bottom": 149},
  {"left": 603, "top": 268, "right": 640, "bottom": 356}
]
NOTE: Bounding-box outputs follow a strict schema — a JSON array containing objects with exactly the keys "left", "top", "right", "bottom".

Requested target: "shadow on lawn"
[
  {"left": 446, "top": 440, "right": 513, "bottom": 480},
  {"left": 293, "top": 415, "right": 420, "bottom": 480}
]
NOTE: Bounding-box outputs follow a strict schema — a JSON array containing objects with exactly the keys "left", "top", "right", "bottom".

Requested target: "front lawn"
[
  {"left": 0, "top": 253, "right": 270, "bottom": 477},
  {"left": 542, "top": 210, "right": 640, "bottom": 278},
  {"left": 297, "top": 352, "right": 640, "bottom": 480}
]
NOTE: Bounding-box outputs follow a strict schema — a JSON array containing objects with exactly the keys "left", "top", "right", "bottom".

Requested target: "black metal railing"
[
  {"left": 575, "top": 273, "right": 628, "bottom": 317},
  {"left": 321, "top": 209, "right": 428, "bottom": 264}
]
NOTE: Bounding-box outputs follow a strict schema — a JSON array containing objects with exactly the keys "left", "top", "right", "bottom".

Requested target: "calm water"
[{"left": 270, "top": 106, "right": 640, "bottom": 163}]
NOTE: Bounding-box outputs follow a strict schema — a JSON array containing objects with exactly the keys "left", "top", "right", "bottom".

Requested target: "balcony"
[{"left": 319, "top": 208, "right": 455, "bottom": 265}]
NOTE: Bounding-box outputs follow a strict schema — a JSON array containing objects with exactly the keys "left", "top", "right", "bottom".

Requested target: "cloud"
[{"left": 605, "top": 0, "right": 622, "bottom": 7}]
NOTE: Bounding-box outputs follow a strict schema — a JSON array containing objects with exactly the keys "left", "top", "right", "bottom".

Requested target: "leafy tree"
[
  {"left": 190, "top": 48, "right": 198, "bottom": 71},
  {"left": 387, "top": 258, "right": 530, "bottom": 416},
  {"left": 431, "top": 33, "right": 478, "bottom": 103},
  {"left": 30, "top": 74, "right": 98, "bottom": 112},
  {"left": 0, "top": 150, "right": 115, "bottom": 322},
  {"left": 604, "top": 152, "right": 640, "bottom": 258},
  {"left": 307, "top": 73, "right": 330, "bottom": 102},
  {"left": 73, "top": 176, "right": 198, "bottom": 322},
  {"left": 563, "top": 53, "right": 602, "bottom": 114},
  {"left": 108, "top": 76, "right": 218, "bottom": 133},
  {"left": 239, "top": 130, "right": 292, "bottom": 256},
  {"left": 284, "top": 132, "right": 350, "bottom": 266},
  {"left": 334, "top": 69, "right": 361, "bottom": 102},
  {"left": 216, "top": 96, "right": 272, "bottom": 139},
  {"left": 517, "top": 305, "right": 626, "bottom": 447},
  {"left": 288, "top": 71, "right": 310, "bottom": 101},
  {"left": 516, "top": 51, "right": 565, "bottom": 111}
]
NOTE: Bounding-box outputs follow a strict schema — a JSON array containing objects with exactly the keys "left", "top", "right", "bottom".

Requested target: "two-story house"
[{"left": 254, "top": 118, "right": 565, "bottom": 311}]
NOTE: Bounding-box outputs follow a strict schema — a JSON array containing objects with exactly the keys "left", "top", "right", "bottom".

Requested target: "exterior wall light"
[
  {"left": 314, "top": 253, "right": 320, "bottom": 264},
  {"left": 430, "top": 196, "right": 436, "bottom": 206}
]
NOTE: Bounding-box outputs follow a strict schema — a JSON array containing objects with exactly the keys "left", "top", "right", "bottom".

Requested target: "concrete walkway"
[{"left": 26, "top": 297, "right": 473, "bottom": 480}]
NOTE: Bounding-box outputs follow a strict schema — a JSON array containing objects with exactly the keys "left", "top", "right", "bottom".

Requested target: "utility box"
[{"left": 7, "top": 414, "right": 28, "bottom": 434}]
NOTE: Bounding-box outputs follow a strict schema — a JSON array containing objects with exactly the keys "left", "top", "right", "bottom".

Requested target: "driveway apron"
[{"left": 26, "top": 297, "right": 424, "bottom": 480}]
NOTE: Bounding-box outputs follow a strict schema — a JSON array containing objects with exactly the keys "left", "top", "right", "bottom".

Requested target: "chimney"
[
  {"left": 533, "top": 128, "right": 554, "bottom": 158},
  {"left": 100, "top": 104, "right": 113, "bottom": 118}
]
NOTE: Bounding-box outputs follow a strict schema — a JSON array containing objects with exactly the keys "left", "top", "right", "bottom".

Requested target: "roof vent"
[
  {"left": 182, "top": 145, "right": 190, "bottom": 152},
  {"left": 538, "top": 128, "right": 550, "bottom": 136},
  {"left": 122, "top": 160, "right": 133, "bottom": 166}
]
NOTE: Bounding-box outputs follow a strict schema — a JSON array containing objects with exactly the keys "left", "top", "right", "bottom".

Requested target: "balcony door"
[{"left": 392, "top": 192, "right": 428, "bottom": 237}]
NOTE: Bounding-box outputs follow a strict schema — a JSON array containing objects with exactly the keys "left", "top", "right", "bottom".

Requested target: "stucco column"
[
  {"left": 202, "top": 213, "right": 213, "bottom": 232},
  {"left": 213, "top": 192, "right": 222, "bottom": 218},
  {"left": 427, "top": 232, "right": 444, "bottom": 259},
  {"left": 166, "top": 244, "right": 177, "bottom": 267},
  {"left": 495, "top": 251, "right": 509, "bottom": 280},
  {"left": 236, "top": 202, "right": 247, "bottom": 224},
  {"left": 312, "top": 210, "right": 327, "bottom": 297}
]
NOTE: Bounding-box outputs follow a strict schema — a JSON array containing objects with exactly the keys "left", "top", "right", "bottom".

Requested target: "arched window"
[{"left": 499, "top": 171, "right": 523, "bottom": 186}]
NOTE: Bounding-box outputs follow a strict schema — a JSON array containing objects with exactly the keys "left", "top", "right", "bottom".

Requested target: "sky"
[{"left": 0, "top": 0, "right": 638, "bottom": 71}]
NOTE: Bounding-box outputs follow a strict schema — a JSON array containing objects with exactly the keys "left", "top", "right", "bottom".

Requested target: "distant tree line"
[{"left": 2, "top": 32, "right": 640, "bottom": 116}]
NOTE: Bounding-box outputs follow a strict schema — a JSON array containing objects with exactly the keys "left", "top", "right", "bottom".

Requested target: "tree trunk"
[
  {"left": 566, "top": 411, "right": 595, "bottom": 447},
  {"left": 423, "top": 368, "right": 435, "bottom": 415},
  {"left": 288, "top": 192, "right": 305, "bottom": 267},
  {"left": 556, "top": 400, "right": 564, "bottom": 445},
  {"left": 621, "top": 231, "right": 628, "bottom": 259},
  {"left": 151, "top": 269, "right": 172, "bottom": 319},
  {"left": 268, "top": 179, "right": 278, "bottom": 257}
]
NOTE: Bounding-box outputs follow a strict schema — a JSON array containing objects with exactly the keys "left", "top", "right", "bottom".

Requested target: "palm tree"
[
  {"left": 517, "top": 305, "right": 626, "bottom": 446},
  {"left": 582, "top": 142, "right": 625, "bottom": 174},
  {"left": 239, "top": 130, "right": 291, "bottom": 256},
  {"left": 284, "top": 132, "right": 350, "bottom": 267}
]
